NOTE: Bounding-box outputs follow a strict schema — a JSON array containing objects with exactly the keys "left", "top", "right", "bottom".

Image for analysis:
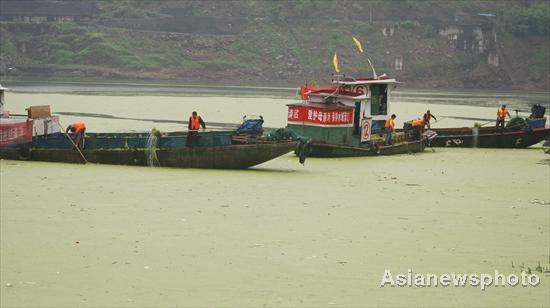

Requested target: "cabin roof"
[
  {"left": 335, "top": 77, "right": 399, "bottom": 86},
  {"left": 308, "top": 89, "right": 368, "bottom": 100},
  {"left": 287, "top": 102, "right": 355, "bottom": 110}
]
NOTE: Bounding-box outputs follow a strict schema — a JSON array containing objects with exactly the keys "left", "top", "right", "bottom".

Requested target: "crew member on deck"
[
  {"left": 422, "top": 110, "right": 437, "bottom": 129},
  {"left": 496, "top": 104, "right": 511, "bottom": 130},
  {"left": 187, "top": 111, "right": 206, "bottom": 147},
  {"left": 412, "top": 118, "right": 425, "bottom": 138},
  {"left": 66, "top": 122, "right": 86, "bottom": 150},
  {"left": 385, "top": 114, "right": 396, "bottom": 145}
]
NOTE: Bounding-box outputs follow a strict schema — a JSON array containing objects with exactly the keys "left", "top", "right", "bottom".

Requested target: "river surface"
[{"left": 0, "top": 84, "right": 549, "bottom": 307}]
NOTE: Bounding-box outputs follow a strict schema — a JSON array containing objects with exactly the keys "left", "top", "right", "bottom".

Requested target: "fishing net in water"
[{"left": 145, "top": 128, "right": 160, "bottom": 167}]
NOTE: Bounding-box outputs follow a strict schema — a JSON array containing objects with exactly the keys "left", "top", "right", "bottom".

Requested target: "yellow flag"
[
  {"left": 333, "top": 52, "right": 340, "bottom": 73},
  {"left": 352, "top": 36, "right": 364, "bottom": 53}
]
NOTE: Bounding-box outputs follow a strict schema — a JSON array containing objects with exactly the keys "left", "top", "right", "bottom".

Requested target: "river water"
[{"left": 1, "top": 84, "right": 549, "bottom": 307}]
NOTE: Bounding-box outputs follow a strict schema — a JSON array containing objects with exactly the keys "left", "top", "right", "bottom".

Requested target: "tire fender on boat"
[
  {"left": 17, "top": 147, "right": 32, "bottom": 161},
  {"left": 297, "top": 142, "right": 309, "bottom": 165}
]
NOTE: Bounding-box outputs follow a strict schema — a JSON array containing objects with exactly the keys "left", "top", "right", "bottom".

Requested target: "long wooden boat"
[
  {"left": 429, "top": 120, "right": 549, "bottom": 148},
  {"left": 0, "top": 84, "right": 306, "bottom": 169},
  {"left": 0, "top": 130, "right": 300, "bottom": 169}
]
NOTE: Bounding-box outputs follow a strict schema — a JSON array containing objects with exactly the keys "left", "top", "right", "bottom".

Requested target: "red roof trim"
[
  {"left": 287, "top": 102, "right": 355, "bottom": 110},
  {"left": 309, "top": 89, "right": 365, "bottom": 98}
]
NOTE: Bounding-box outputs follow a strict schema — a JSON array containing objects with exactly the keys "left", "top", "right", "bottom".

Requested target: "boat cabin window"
[{"left": 370, "top": 84, "right": 388, "bottom": 115}]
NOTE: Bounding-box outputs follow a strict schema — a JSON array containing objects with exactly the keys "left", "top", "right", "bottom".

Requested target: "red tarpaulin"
[{"left": 0, "top": 120, "right": 33, "bottom": 146}]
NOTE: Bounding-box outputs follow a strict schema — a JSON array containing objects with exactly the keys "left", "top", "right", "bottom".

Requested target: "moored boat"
[
  {"left": 286, "top": 75, "right": 427, "bottom": 157},
  {"left": 0, "top": 130, "right": 301, "bottom": 169},
  {"left": 429, "top": 106, "right": 549, "bottom": 148},
  {"left": 429, "top": 126, "right": 549, "bottom": 148},
  {"left": 0, "top": 85, "right": 307, "bottom": 169}
]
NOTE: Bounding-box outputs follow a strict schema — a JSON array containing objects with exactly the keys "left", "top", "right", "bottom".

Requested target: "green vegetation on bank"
[
  {"left": 498, "top": 3, "right": 550, "bottom": 35},
  {"left": 0, "top": 0, "right": 548, "bottom": 89}
]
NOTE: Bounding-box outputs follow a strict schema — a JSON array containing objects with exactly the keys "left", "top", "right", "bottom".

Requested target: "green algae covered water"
[{"left": 1, "top": 89, "right": 549, "bottom": 307}]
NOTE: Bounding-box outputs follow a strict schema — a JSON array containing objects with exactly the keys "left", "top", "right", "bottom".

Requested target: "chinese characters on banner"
[
  {"left": 0, "top": 120, "right": 33, "bottom": 146},
  {"left": 288, "top": 106, "right": 353, "bottom": 126}
]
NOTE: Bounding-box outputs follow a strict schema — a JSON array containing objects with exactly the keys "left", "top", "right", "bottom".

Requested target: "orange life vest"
[
  {"left": 71, "top": 122, "right": 86, "bottom": 134},
  {"left": 412, "top": 118, "right": 424, "bottom": 127},
  {"left": 497, "top": 107, "right": 508, "bottom": 119},
  {"left": 190, "top": 116, "right": 201, "bottom": 130},
  {"left": 385, "top": 117, "right": 395, "bottom": 129}
]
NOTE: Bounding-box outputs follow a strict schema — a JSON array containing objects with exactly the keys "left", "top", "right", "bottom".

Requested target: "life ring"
[{"left": 17, "top": 147, "right": 32, "bottom": 161}]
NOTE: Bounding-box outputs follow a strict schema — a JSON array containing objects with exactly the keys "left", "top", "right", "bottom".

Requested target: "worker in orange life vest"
[
  {"left": 187, "top": 111, "right": 206, "bottom": 147},
  {"left": 412, "top": 118, "right": 425, "bottom": 138},
  {"left": 496, "top": 104, "right": 511, "bottom": 131},
  {"left": 422, "top": 110, "right": 437, "bottom": 129},
  {"left": 384, "top": 114, "right": 396, "bottom": 145},
  {"left": 66, "top": 122, "right": 86, "bottom": 149}
]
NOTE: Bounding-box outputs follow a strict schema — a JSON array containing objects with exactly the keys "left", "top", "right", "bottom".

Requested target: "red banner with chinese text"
[
  {"left": 0, "top": 120, "right": 33, "bottom": 146},
  {"left": 288, "top": 106, "right": 354, "bottom": 126}
]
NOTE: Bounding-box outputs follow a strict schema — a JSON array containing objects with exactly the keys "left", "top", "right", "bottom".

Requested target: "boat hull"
[
  {"left": 429, "top": 127, "right": 550, "bottom": 148},
  {"left": 307, "top": 139, "right": 426, "bottom": 157},
  {"left": 0, "top": 142, "right": 297, "bottom": 169},
  {"left": 0, "top": 131, "right": 298, "bottom": 169}
]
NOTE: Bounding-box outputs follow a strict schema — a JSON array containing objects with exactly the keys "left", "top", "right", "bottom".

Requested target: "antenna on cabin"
[
  {"left": 351, "top": 36, "right": 378, "bottom": 79},
  {"left": 367, "top": 58, "right": 378, "bottom": 79}
]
